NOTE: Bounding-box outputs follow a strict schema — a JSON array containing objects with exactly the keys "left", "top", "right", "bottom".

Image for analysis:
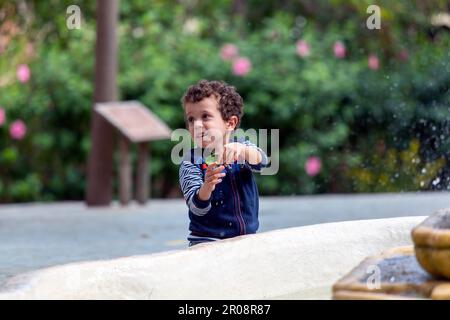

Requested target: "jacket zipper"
[{"left": 229, "top": 166, "right": 246, "bottom": 235}]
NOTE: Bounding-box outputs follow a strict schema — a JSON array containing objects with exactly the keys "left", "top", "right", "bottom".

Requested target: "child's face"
[{"left": 185, "top": 96, "right": 237, "bottom": 149}]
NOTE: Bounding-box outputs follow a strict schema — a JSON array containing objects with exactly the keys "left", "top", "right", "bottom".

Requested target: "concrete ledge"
[{"left": 0, "top": 216, "right": 424, "bottom": 299}]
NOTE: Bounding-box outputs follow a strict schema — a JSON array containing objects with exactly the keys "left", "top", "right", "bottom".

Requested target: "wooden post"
[
  {"left": 136, "top": 142, "right": 150, "bottom": 205},
  {"left": 86, "top": 0, "right": 119, "bottom": 206},
  {"left": 119, "top": 135, "right": 132, "bottom": 205}
]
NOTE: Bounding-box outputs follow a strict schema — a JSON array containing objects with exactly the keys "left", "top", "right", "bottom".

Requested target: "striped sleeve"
[
  {"left": 179, "top": 161, "right": 211, "bottom": 216},
  {"left": 242, "top": 140, "right": 270, "bottom": 172}
]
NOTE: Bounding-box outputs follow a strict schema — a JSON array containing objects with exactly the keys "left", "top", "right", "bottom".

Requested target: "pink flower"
[
  {"left": 305, "top": 156, "right": 322, "bottom": 177},
  {"left": 232, "top": 57, "right": 252, "bottom": 76},
  {"left": 296, "top": 40, "right": 310, "bottom": 57},
  {"left": 220, "top": 43, "right": 239, "bottom": 61},
  {"left": 16, "top": 64, "right": 31, "bottom": 83},
  {"left": 398, "top": 49, "right": 409, "bottom": 61},
  {"left": 333, "top": 41, "right": 346, "bottom": 59},
  {"left": 0, "top": 107, "right": 5, "bottom": 126},
  {"left": 368, "top": 54, "right": 380, "bottom": 70},
  {"left": 9, "top": 120, "right": 27, "bottom": 140}
]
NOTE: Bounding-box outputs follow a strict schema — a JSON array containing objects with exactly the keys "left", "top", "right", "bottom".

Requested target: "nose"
[{"left": 193, "top": 119, "right": 203, "bottom": 130}]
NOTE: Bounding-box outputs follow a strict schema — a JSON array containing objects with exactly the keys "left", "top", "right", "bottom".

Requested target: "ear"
[{"left": 226, "top": 116, "right": 238, "bottom": 131}]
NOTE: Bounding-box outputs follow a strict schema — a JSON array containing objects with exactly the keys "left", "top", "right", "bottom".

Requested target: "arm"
[
  {"left": 245, "top": 144, "right": 263, "bottom": 165},
  {"left": 198, "top": 164, "right": 226, "bottom": 201},
  {"left": 179, "top": 161, "right": 226, "bottom": 215},
  {"left": 242, "top": 140, "right": 269, "bottom": 172},
  {"left": 222, "top": 140, "right": 269, "bottom": 172},
  {"left": 179, "top": 161, "right": 211, "bottom": 216}
]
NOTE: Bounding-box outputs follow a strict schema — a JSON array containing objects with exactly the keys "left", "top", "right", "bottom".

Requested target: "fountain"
[
  {"left": 333, "top": 209, "right": 450, "bottom": 300},
  {"left": 0, "top": 216, "right": 426, "bottom": 299}
]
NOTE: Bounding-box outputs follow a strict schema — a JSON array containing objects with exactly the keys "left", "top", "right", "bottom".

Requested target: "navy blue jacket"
[{"left": 179, "top": 140, "right": 268, "bottom": 243}]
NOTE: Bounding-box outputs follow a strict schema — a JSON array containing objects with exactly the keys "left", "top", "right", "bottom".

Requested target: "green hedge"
[{"left": 0, "top": 0, "right": 449, "bottom": 202}]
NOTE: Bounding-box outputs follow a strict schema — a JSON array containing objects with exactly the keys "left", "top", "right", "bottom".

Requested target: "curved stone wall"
[{"left": 0, "top": 216, "right": 424, "bottom": 299}]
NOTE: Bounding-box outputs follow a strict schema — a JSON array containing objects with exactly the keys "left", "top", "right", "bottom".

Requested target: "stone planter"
[
  {"left": 412, "top": 209, "right": 450, "bottom": 279},
  {"left": 333, "top": 246, "right": 450, "bottom": 300}
]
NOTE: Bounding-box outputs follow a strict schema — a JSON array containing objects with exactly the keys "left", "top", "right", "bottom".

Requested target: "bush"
[{"left": 0, "top": 0, "right": 448, "bottom": 202}]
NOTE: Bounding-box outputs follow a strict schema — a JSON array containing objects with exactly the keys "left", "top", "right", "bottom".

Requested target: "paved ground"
[{"left": 1, "top": 192, "right": 450, "bottom": 288}]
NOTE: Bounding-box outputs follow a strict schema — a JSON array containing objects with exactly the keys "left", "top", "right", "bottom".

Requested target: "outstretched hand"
[{"left": 218, "top": 143, "right": 247, "bottom": 164}]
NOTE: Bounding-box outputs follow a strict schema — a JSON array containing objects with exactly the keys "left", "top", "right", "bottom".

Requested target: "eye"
[
  {"left": 202, "top": 113, "right": 211, "bottom": 120},
  {"left": 187, "top": 116, "right": 194, "bottom": 123}
]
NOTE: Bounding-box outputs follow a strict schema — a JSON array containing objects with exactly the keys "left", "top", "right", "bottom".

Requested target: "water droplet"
[{"left": 432, "top": 178, "right": 441, "bottom": 186}]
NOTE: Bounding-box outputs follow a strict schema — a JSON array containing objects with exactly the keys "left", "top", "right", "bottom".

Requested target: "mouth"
[{"left": 195, "top": 133, "right": 207, "bottom": 139}]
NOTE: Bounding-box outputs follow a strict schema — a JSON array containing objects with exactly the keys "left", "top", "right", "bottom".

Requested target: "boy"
[{"left": 179, "top": 80, "right": 269, "bottom": 247}]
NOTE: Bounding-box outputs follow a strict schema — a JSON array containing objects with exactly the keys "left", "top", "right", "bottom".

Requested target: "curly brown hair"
[{"left": 181, "top": 80, "right": 244, "bottom": 127}]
